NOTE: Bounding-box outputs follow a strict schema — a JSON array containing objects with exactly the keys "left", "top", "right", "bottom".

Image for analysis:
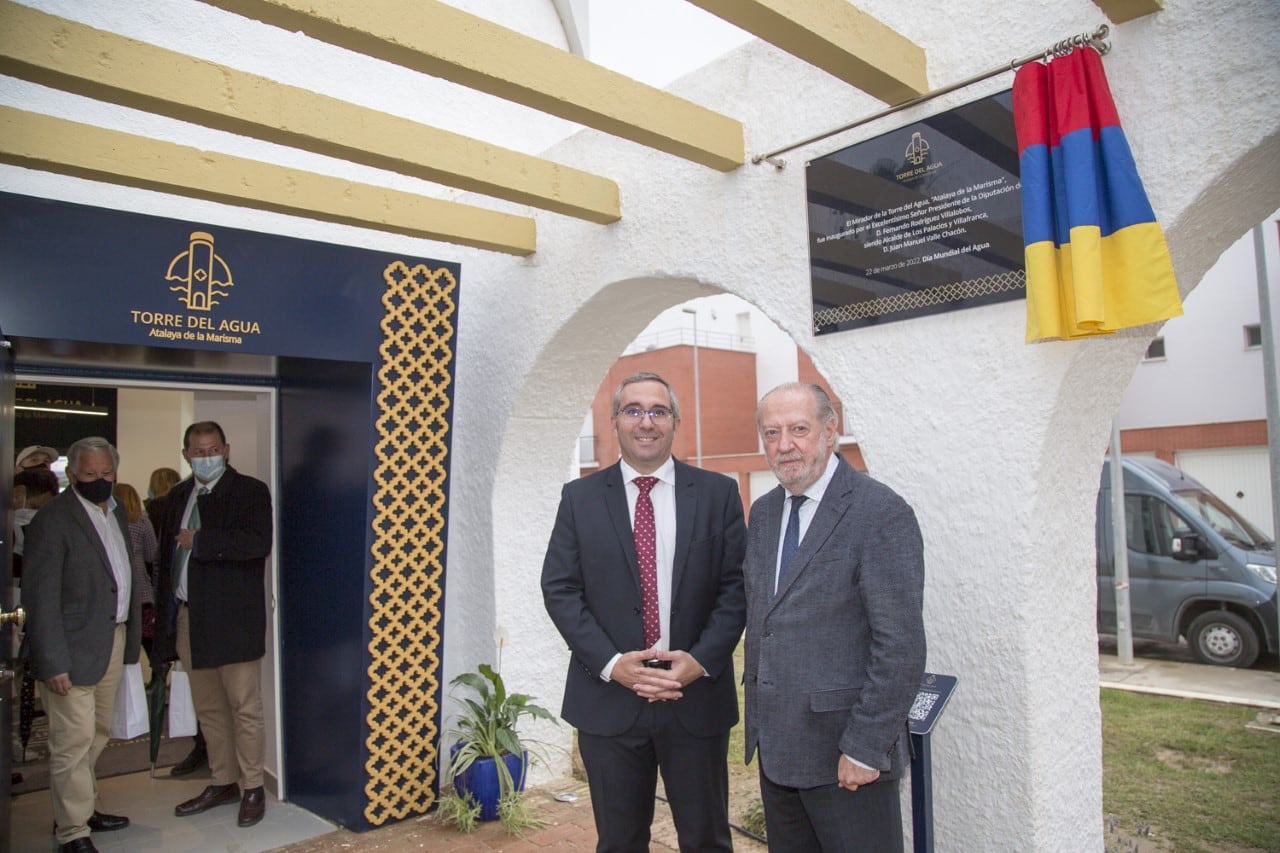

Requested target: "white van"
[{"left": 1097, "top": 457, "right": 1277, "bottom": 667}]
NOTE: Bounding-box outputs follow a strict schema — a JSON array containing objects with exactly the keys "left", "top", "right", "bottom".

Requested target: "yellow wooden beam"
[
  {"left": 0, "top": 1, "right": 618, "bottom": 224},
  {"left": 0, "top": 107, "right": 536, "bottom": 256},
  {"left": 686, "top": 0, "right": 927, "bottom": 105},
  {"left": 1091, "top": 0, "right": 1163, "bottom": 24},
  {"left": 197, "top": 0, "right": 745, "bottom": 171}
]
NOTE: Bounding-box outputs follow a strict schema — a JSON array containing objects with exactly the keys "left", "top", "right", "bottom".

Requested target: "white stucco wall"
[{"left": 3, "top": 0, "right": 1280, "bottom": 849}]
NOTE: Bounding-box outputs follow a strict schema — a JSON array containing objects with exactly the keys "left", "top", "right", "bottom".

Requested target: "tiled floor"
[{"left": 11, "top": 770, "right": 335, "bottom": 853}]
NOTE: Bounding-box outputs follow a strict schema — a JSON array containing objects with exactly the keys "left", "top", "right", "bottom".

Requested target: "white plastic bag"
[
  {"left": 167, "top": 663, "right": 198, "bottom": 738},
  {"left": 110, "top": 663, "right": 149, "bottom": 740}
]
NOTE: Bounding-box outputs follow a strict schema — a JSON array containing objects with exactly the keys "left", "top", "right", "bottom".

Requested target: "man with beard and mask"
[
  {"left": 24, "top": 437, "right": 141, "bottom": 852},
  {"left": 743, "top": 384, "right": 925, "bottom": 853},
  {"left": 154, "top": 421, "right": 273, "bottom": 830}
]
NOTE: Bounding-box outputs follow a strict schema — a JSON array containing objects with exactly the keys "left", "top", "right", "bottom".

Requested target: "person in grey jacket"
[
  {"left": 743, "top": 383, "right": 926, "bottom": 853},
  {"left": 24, "top": 436, "right": 141, "bottom": 852}
]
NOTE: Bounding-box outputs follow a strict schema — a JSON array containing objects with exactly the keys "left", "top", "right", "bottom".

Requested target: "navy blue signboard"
[
  {"left": 806, "top": 91, "right": 1024, "bottom": 335},
  {"left": 0, "top": 192, "right": 456, "bottom": 362},
  {"left": 908, "top": 672, "right": 958, "bottom": 736}
]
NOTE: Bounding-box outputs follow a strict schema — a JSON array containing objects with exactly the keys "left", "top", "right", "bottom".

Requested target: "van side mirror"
[{"left": 1171, "top": 530, "right": 1215, "bottom": 561}]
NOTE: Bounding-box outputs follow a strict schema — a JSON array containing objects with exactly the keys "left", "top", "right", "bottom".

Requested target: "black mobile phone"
[{"left": 642, "top": 659, "right": 671, "bottom": 670}]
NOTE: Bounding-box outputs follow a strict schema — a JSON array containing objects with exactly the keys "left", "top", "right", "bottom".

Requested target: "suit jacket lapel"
[
  {"left": 602, "top": 463, "right": 643, "bottom": 596},
  {"left": 68, "top": 492, "right": 117, "bottom": 582},
  {"left": 670, "top": 460, "right": 696, "bottom": 598}
]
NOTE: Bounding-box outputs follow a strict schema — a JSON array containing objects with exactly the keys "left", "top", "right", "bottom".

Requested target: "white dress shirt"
[
  {"left": 74, "top": 490, "right": 132, "bottom": 623},
  {"left": 602, "top": 456, "right": 677, "bottom": 681},
  {"left": 772, "top": 453, "right": 840, "bottom": 593}
]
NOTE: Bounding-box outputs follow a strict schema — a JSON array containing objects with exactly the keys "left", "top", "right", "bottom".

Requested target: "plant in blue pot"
[{"left": 443, "top": 657, "right": 558, "bottom": 833}]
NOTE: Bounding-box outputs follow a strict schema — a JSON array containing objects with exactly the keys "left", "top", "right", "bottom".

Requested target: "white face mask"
[{"left": 191, "top": 455, "right": 225, "bottom": 482}]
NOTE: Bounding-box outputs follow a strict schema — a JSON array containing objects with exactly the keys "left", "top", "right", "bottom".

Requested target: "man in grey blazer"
[
  {"left": 744, "top": 383, "right": 926, "bottom": 852},
  {"left": 25, "top": 437, "right": 142, "bottom": 853},
  {"left": 543, "top": 372, "right": 746, "bottom": 851}
]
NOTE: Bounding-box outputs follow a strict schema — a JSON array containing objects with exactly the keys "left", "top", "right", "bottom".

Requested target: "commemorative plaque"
[{"left": 807, "top": 91, "right": 1025, "bottom": 335}]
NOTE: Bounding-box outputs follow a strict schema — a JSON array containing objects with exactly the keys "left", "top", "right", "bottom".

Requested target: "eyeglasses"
[{"left": 617, "top": 406, "right": 673, "bottom": 424}]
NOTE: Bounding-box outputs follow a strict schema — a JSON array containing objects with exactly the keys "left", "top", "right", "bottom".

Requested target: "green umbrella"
[{"left": 147, "top": 659, "right": 170, "bottom": 776}]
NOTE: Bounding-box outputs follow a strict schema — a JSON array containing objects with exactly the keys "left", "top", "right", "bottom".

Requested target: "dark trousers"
[
  {"left": 758, "top": 757, "right": 903, "bottom": 853},
  {"left": 578, "top": 702, "right": 731, "bottom": 853}
]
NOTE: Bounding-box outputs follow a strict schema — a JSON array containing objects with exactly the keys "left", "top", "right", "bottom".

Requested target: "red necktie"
[{"left": 633, "top": 476, "right": 661, "bottom": 648}]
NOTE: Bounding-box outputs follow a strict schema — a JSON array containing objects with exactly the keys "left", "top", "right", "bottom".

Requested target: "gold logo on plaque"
[
  {"left": 905, "top": 132, "right": 931, "bottom": 166},
  {"left": 165, "top": 231, "right": 233, "bottom": 312}
]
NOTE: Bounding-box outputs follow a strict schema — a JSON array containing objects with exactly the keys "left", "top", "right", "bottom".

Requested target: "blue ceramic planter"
[{"left": 451, "top": 745, "right": 528, "bottom": 821}]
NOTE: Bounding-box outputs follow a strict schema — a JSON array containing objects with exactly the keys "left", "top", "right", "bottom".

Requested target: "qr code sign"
[{"left": 909, "top": 691, "right": 939, "bottom": 722}]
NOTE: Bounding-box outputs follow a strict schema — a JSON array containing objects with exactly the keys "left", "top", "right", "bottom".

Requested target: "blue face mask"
[{"left": 191, "top": 455, "right": 225, "bottom": 483}]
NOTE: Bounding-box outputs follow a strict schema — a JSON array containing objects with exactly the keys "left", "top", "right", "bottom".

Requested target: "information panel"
[{"left": 806, "top": 91, "right": 1024, "bottom": 335}]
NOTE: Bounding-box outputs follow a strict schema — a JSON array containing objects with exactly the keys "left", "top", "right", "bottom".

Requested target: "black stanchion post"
[{"left": 906, "top": 673, "right": 957, "bottom": 853}]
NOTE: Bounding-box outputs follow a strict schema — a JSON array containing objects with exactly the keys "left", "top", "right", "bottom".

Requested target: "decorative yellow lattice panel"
[{"left": 364, "top": 260, "right": 458, "bottom": 825}]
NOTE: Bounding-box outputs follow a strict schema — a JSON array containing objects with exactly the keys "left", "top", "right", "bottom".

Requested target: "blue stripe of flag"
[{"left": 1020, "top": 125, "right": 1158, "bottom": 248}]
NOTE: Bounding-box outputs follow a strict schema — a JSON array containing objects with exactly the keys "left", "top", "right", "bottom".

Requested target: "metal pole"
[
  {"left": 682, "top": 308, "right": 703, "bottom": 467},
  {"left": 1110, "top": 416, "right": 1134, "bottom": 665},
  {"left": 910, "top": 732, "right": 934, "bottom": 853},
  {"left": 753, "top": 25, "right": 1110, "bottom": 167},
  {"left": 1251, "top": 223, "right": 1280, "bottom": 653}
]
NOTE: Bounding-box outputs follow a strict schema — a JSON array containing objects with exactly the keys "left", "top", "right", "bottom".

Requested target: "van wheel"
[{"left": 1187, "top": 611, "right": 1260, "bottom": 668}]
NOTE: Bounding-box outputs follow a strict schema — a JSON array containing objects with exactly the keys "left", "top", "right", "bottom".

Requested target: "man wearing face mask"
[
  {"left": 154, "top": 421, "right": 274, "bottom": 830},
  {"left": 24, "top": 437, "right": 141, "bottom": 853}
]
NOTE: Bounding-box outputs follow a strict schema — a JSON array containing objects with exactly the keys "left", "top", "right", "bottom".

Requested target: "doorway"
[{"left": 10, "top": 374, "right": 286, "bottom": 796}]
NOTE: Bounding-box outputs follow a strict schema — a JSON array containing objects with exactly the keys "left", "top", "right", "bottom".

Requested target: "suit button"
[{"left": 632, "top": 607, "right": 641, "bottom": 614}]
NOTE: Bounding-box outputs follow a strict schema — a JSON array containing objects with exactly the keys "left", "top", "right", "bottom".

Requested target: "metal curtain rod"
[{"left": 753, "top": 24, "right": 1111, "bottom": 168}]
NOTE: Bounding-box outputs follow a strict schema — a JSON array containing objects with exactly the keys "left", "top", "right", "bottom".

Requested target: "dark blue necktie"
[{"left": 779, "top": 494, "right": 807, "bottom": 582}]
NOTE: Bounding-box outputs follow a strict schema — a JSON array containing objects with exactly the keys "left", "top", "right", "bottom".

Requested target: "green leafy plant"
[
  {"left": 444, "top": 649, "right": 559, "bottom": 834},
  {"left": 435, "top": 789, "right": 480, "bottom": 833},
  {"left": 740, "top": 795, "right": 768, "bottom": 840}
]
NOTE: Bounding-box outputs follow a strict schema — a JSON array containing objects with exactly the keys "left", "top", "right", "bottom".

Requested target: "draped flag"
[{"left": 1013, "top": 47, "right": 1182, "bottom": 342}]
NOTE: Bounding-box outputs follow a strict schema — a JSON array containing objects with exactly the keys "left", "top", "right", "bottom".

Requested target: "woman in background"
[
  {"left": 115, "top": 482, "right": 159, "bottom": 657},
  {"left": 145, "top": 466, "right": 182, "bottom": 534}
]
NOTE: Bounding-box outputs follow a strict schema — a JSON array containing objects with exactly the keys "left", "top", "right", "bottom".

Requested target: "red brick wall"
[
  {"left": 587, "top": 347, "right": 759, "bottom": 466},
  {"left": 796, "top": 350, "right": 845, "bottom": 430},
  {"left": 1119, "top": 420, "right": 1267, "bottom": 463}
]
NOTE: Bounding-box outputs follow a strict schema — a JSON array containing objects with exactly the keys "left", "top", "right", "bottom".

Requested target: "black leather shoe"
[
  {"left": 87, "top": 811, "right": 129, "bottom": 832},
  {"left": 59, "top": 838, "right": 97, "bottom": 852},
  {"left": 175, "top": 784, "right": 241, "bottom": 817},
  {"left": 169, "top": 745, "right": 209, "bottom": 777},
  {"left": 237, "top": 786, "right": 266, "bottom": 827}
]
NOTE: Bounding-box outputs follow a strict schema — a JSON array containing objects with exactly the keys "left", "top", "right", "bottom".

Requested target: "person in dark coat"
[{"left": 154, "top": 422, "right": 273, "bottom": 829}]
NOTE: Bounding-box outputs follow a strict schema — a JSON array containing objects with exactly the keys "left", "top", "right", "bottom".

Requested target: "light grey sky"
[{"left": 586, "top": 0, "right": 752, "bottom": 88}]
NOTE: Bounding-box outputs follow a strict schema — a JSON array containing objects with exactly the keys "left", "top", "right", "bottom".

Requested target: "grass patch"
[{"left": 1101, "top": 689, "right": 1280, "bottom": 852}]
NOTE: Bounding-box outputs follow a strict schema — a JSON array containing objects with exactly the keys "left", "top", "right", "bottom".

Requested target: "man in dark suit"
[
  {"left": 744, "top": 383, "right": 926, "bottom": 853},
  {"left": 154, "top": 421, "right": 273, "bottom": 829},
  {"left": 24, "top": 437, "right": 141, "bottom": 853},
  {"left": 542, "top": 371, "right": 746, "bottom": 852}
]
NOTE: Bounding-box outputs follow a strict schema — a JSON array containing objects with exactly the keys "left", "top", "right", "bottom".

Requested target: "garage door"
[{"left": 1175, "top": 446, "right": 1274, "bottom": 537}]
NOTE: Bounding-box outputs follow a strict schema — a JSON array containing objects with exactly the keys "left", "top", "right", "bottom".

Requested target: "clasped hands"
[
  {"left": 175, "top": 528, "right": 197, "bottom": 550},
  {"left": 612, "top": 648, "right": 703, "bottom": 703}
]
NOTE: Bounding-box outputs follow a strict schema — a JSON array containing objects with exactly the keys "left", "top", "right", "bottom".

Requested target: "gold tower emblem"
[
  {"left": 166, "top": 231, "right": 233, "bottom": 312},
  {"left": 905, "top": 131, "right": 931, "bottom": 166}
]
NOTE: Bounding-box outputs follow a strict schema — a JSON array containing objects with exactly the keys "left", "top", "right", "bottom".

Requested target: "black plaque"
[
  {"left": 807, "top": 91, "right": 1024, "bottom": 335},
  {"left": 908, "top": 672, "right": 958, "bottom": 736}
]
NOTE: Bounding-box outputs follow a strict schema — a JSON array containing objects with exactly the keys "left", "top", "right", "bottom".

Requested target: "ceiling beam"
[
  {"left": 197, "top": 0, "right": 745, "bottom": 171},
  {"left": 1091, "top": 0, "right": 1163, "bottom": 24},
  {"left": 0, "top": 107, "right": 537, "bottom": 256},
  {"left": 685, "top": 0, "right": 927, "bottom": 105},
  {"left": 0, "top": 1, "right": 619, "bottom": 224}
]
